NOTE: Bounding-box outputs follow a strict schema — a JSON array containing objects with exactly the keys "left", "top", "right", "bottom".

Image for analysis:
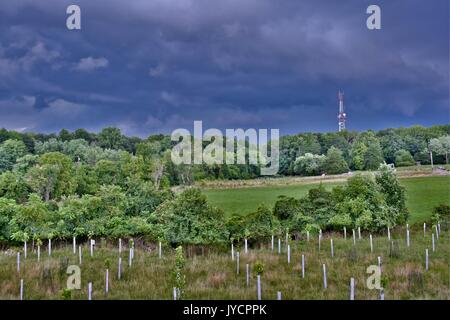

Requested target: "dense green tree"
[
  {"left": 293, "top": 153, "right": 325, "bottom": 176},
  {"left": 323, "top": 147, "right": 349, "bottom": 174},
  {"left": 0, "top": 139, "right": 28, "bottom": 173},
  {"left": 98, "top": 127, "right": 123, "bottom": 150}
]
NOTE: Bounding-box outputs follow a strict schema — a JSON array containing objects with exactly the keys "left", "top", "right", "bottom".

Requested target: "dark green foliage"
[
  {"left": 395, "top": 149, "right": 415, "bottom": 167},
  {"left": 323, "top": 146, "right": 349, "bottom": 174}
]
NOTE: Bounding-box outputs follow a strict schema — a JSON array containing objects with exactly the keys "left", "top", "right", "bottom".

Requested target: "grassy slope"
[{"left": 203, "top": 176, "right": 450, "bottom": 224}]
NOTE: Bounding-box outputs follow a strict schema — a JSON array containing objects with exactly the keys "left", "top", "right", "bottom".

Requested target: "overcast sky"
[{"left": 0, "top": 0, "right": 448, "bottom": 137}]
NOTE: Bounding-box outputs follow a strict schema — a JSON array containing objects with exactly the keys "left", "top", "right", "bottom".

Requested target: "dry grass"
[{"left": 0, "top": 228, "right": 448, "bottom": 300}]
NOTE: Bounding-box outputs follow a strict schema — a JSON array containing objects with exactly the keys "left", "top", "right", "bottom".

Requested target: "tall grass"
[{"left": 0, "top": 227, "right": 448, "bottom": 300}]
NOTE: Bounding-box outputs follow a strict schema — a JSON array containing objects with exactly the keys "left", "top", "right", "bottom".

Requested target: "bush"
[{"left": 395, "top": 149, "right": 415, "bottom": 167}]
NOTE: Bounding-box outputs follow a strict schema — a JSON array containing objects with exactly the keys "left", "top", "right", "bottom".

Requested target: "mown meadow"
[{"left": 203, "top": 175, "right": 450, "bottom": 223}]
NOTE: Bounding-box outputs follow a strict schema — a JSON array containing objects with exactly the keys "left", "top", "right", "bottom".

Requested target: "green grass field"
[{"left": 203, "top": 176, "right": 450, "bottom": 224}]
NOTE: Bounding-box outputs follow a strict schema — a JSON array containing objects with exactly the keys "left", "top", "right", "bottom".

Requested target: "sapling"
[{"left": 172, "top": 246, "right": 186, "bottom": 300}]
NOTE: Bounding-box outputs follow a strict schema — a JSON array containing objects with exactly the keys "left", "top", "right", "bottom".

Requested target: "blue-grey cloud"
[{"left": 0, "top": 0, "right": 448, "bottom": 137}]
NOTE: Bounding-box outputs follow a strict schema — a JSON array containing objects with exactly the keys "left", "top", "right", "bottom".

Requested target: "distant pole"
[
  {"left": 17, "top": 252, "right": 20, "bottom": 273},
  {"left": 425, "top": 249, "right": 429, "bottom": 271},
  {"left": 78, "top": 245, "right": 82, "bottom": 265},
  {"left": 301, "top": 254, "right": 305, "bottom": 279},
  {"left": 48, "top": 239, "right": 52, "bottom": 256},
  {"left": 37, "top": 245, "right": 40, "bottom": 262},
  {"left": 370, "top": 234, "right": 373, "bottom": 253},
  {"left": 358, "top": 227, "right": 361, "bottom": 240},
  {"left": 423, "top": 223, "right": 426, "bottom": 237},
  {"left": 244, "top": 238, "right": 248, "bottom": 254},
  {"left": 90, "top": 239, "right": 95, "bottom": 257},
  {"left": 379, "top": 289, "right": 385, "bottom": 300},
  {"left": 173, "top": 287, "right": 177, "bottom": 300},
  {"left": 128, "top": 248, "right": 132, "bottom": 267},
  {"left": 378, "top": 256, "right": 382, "bottom": 272},
  {"left": 306, "top": 231, "right": 310, "bottom": 242},
  {"left": 278, "top": 238, "right": 281, "bottom": 254},
  {"left": 277, "top": 291, "right": 282, "bottom": 300},
  {"left": 159, "top": 241, "right": 162, "bottom": 258},
  {"left": 322, "top": 264, "right": 327, "bottom": 289},
  {"left": 119, "top": 238, "right": 122, "bottom": 254},
  {"left": 73, "top": 236, "right": 76, "bottom": 254},
  {"left": 350, "top": 278, "right": 355, "bottom": 300},
  {"left": 287, "top": 244, "right": 291, "bottom": 264},
  {"left": 24, "top": 241, "right": 27, "bottom": 259},
  {"left": 343, "top": 227, "right": 347, "bottom": 240},
  {"left": 352, "top": 229, "right": 356, "bottom": 246},
  {"left": 435, "top": 225, "right": 439, "bottom": 239},
  {"left": 271, "top": 235, "right": 274, "bottom": 251},
  {"left": 387, "top": 227, "right": 391, "bottom": 241},
  {"left": 236, "top": 252, "right": 240, "bottom": 274}
]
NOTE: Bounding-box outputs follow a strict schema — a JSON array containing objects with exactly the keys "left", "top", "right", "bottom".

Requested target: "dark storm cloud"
[{"left": 0, "top": 0, "right": 448, "bottom": 136}]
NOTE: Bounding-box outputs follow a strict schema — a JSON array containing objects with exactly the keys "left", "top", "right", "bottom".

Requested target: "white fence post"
[
  {"left": 306, "top": 231, "right": 310, "bottom": 242},
  {"left": 73, "top": 236, "right": 76, "bottom": 254},
  {"left": 90, "top": 239, "right": 95, "bottom": 257},
  {"left": 330, "top": 239, "right": 334, "bottom": 258},
  {"left": 159, "top": 241, "right": 162, "bottom": 259},
  {"left": 24, "top": 242, "right": 27, "bottom": 259},
  {"left": 88, "top": 282, "right": 92, "bottom": 300},
  {"left": 287, "top": 244, "right": 291, "bottom": 264},
  {"left": 358, "top": 227, "right": 361, "bottom": 240},
  {"left": 20, "top": 279, "right": 24, "bottom": 300},
  {"left": 301, "top": 254, "right": 305, "bottom": 279},
  {"left": 118, "top": 257, "right": 122, "bottom": 280},
  {"left": 119, "top": 238, "right": 122, "bottom": 254},
  {"left": 370, "top": 234, "right": 373, "bottom": 253},
  {"left": 322, "top": 264, "right": 327, "bottom": 289},
  {"left": 48, "top": 239, "right": 51, "bottom": 256},
  {"left": 231, "top": 243, "right": 234, "bottom": 261},
  {"left": 278, "top": 238, "right": 281, "bottom": 254},
  {"left": 271, "top": 235, "right": 274, "bottom": 251},
  {"left": 17, "top": 252, "right": 20, "bottom": 273},
  {"left": 37, "top": 245, "right": 40, "bottom": 262},
  {"left": 425, "top": 249, "right": 429, "bottom": 271},
  {"left": 277, "top": 291, "right": 282, "bottom": 300},
  {"left": 432, "top": 233, "right": 436, "bottom": 252},
  {"left": 343, "top": 227, "right": 347, "bottom": 240},
  {"left": 244, "top": 238, "right": 248, "bottom": 254},
  {"left": 423, "top": 223, "right": 426, "bottom": 237},
  {"left": 173, "top": 287, "right": 177, "bottom": 300},
  {"left": 387, "top": 227, "right": 391, "bottom": 241},
  {"left": 257, "top": 275, "right": 261, "bottom": 300},
  {"left": 78, "top": 245, "right": 82, "bottom": 265},
  {"left": 246, "top": 264, "right": 250, "bottom": 287},
  {"left": 236, "top": 252, "right": 240, "bottom": 274},
  {"left": 105, "top": 269, "right": 109, "bottom": 294},
  {"left": 352, "top": 229, "right": 356, "bottom": 246},
  {"left": 350, "top": 277, "right": 355, "bottom": 300},
  {"left": 405, "top": 229, "right": 410, "bottom": 247}
]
